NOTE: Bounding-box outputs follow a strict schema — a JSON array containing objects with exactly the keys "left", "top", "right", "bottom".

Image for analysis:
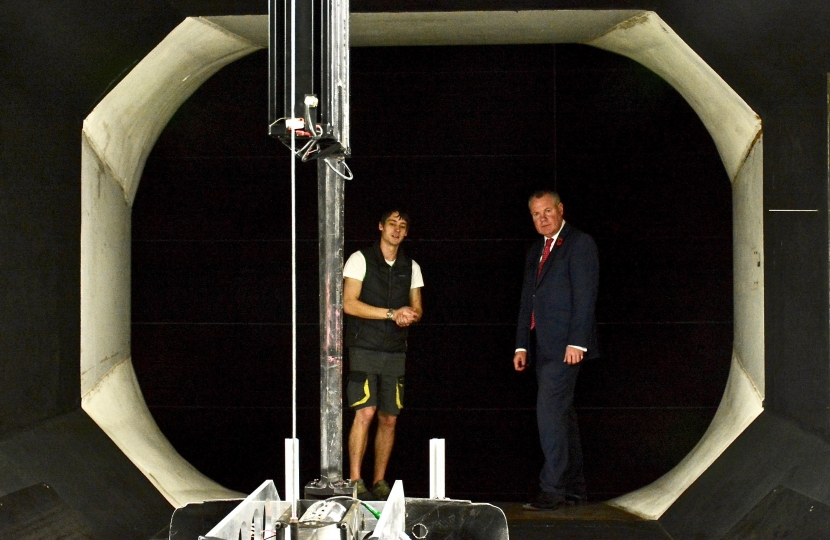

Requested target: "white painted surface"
[
  {"left": 80, "top": 134, "right": 132, "bottom": 396},
  {"left": 285, "top": 438, "right": 299, "bottom": 512},
  {"left": 204, "top": 15, "right": 270, "bottom": 48},
  {"left": 82, "top": 17, "right": 261, "bottom": 208},
  {"left": 430, "top": 438, "right": 446, "bottom": 499},
  {"left": 83, "top": 358, "right": 240, "bottom": 505},
  {"left": 79, "top": 11, "right": 764, "bottom": 516},
  {"left": 732, "top": 137, "right": 765, "bottom": 399},
  {"left": 586, "top": 12, "right": 761, "bottom": 183},
  {"left": 350, "top": 10, "right": 643, "bottom": 46},
  {"left": 81, "top": 17, "right": 261, "bottom": 507},
  {"left": 584, "top": 12, "right": 765, "bottom": 518}
]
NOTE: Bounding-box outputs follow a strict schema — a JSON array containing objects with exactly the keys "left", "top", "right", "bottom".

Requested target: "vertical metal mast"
[
  {"left": 317, "top": 163, "right": 345, "bottom": 485},
  {"left": 269, "top": 0, "right": 351, "bottom": 495},
  {"left": 318, "top": 0, "right": 350, "bottom": 489}
]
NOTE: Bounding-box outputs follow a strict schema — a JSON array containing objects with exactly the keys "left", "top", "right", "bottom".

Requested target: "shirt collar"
[{"left": 545, "top": 220, "right": 566, "bottom": 243}]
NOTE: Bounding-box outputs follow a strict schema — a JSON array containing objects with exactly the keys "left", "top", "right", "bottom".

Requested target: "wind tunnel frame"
[{"left": 79, "top": 11, "right": 764, "bottom": 518}]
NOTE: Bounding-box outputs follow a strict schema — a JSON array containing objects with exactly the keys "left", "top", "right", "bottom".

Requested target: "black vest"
[{"left": 345, "top": 243, "right": 413, "bottom": 353}]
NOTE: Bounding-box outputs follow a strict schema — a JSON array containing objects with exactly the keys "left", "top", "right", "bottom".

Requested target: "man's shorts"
[{"left": 347, "top": 347, "right": 406, "bottom": 416}]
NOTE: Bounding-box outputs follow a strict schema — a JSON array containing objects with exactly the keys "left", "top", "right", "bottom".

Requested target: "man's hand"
[
  {"left": 513, "top": 350, "right": 528, "bottom": 372},
  {"left": 393, "top": 306, "right": 420, "bottom": 327},
  {"left": 564, "top": 346, "right": 584, "bottom": 365}
]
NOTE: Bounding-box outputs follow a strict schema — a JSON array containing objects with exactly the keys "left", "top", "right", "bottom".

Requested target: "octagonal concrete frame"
[{"left": 80, "top": 11, "right": 763, "bottom": 517}]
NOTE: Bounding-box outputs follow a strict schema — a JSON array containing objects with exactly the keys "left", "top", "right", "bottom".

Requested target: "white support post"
[
  {"left": 429, "top": 438, "right": 446, "bottom": 499},
  {"left": 285, "top": 438, "right": 300, "bottom": 516}
]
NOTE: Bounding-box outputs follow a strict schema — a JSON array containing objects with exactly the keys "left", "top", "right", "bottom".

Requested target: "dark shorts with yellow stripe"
[{"left": 347, "top": 347, "right": 406, "bottom": 416}]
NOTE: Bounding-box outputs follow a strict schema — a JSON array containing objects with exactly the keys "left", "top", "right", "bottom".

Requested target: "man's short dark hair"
[
  {"left": 380, "top": 209, "right": 411, "bottom": 228},
  {"left": 528, "top": 190, "right": 562, "bottom": 208}
]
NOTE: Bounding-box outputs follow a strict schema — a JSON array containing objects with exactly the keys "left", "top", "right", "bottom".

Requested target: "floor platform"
[
  {"left": 157, "top": 498, "right": 673, "bottom": 540},
  {"left": 494, "top": 502, "right": 673, "bottom": 540}
]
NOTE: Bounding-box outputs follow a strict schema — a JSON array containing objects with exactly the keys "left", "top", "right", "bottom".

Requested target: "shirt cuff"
[{"left": 517, "top": 346, "right": 586, "bottom": 353}]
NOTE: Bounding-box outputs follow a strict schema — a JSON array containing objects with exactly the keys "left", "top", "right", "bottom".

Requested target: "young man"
[{"left": 343, "top": 209, "right": 424, "bottom": 500}]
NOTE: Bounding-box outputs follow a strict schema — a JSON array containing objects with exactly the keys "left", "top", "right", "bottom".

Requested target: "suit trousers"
[{"left": 534, "top": 341, "right": 586, "bottom": 497}]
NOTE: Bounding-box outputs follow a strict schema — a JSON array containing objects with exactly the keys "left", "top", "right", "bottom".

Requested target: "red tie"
[{"left": 530, "top": 237, "right": 554, "bottom": 330}]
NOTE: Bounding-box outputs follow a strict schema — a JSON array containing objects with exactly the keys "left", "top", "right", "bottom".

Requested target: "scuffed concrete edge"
[
  {"left": 588, "top": 11, "right": 761, "bottom": 184},
  {"left": 82, "top": 359, "right": 242, "bottom": 507},
  {"left": 610, "top": 352, "right": 763, "bottom": 519},
  {"left": 83, "top": 17, "right": 262, "bottom": 208},
  {"left": 350, "top": 10, "right": 644, "bottom": 47}
]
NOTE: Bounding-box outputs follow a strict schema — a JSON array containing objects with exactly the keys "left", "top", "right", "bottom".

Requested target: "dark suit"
[{"left": 516, "top": 221, "right": 599, "bottom": 497}]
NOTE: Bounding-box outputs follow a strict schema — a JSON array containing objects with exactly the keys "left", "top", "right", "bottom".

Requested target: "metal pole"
[
  {"left": 316, "top": 0, "right": 349, "bottom": 488},
  {"left": 273, "top": 0, "right": 349, "bottom": 496},
  {"left": 318, "top": 158, "right": 345, "bottom": 484}
]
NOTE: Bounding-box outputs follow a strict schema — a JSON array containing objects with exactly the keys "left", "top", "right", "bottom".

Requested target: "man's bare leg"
[
  {"left": 373, "top": 411, "right": 397, "bottom": 485},
  {"left": 348, "top": 406, "right": 376, "bottom": 481}
]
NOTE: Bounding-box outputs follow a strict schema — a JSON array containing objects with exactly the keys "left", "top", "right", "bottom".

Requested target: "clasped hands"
[{"left": 393, "top": 306, "right": 420, "bottom": 327}]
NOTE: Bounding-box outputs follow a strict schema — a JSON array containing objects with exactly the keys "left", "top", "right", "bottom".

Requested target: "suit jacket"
[{"left": 515, "top": 222, "right": 600, "bottom": 362}]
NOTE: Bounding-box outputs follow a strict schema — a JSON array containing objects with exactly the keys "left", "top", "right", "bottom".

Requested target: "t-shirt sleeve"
[
  {"left": 411, "top": 260, "right": 424, "bottom": 289},
  {"left": 343, "top": 252, "right": 366, "bottom": 281}
]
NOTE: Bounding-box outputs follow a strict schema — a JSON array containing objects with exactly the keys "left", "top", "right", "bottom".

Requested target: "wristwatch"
[{"left": 386, "top": 308, "right": 394, "bottom": 320}]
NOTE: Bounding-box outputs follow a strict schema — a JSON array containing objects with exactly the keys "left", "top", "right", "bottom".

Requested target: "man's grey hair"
[{"left": 528, "top": 190, "right": 562, "bottom": 208}]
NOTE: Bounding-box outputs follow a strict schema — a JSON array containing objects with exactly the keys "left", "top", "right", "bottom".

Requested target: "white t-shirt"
[{"left": 343, "top": 251, "right": 424, "bottom": 289}]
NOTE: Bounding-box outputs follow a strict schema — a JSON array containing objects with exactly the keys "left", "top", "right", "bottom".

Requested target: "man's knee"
[
  {"left": 377, "top": 411, "right": 398, "bottom": 428},
  {"left": 354, "top": 406, "right": 377, "bottom": 426}
]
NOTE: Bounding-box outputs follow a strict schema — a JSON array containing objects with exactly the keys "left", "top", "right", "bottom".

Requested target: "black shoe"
[
  {"left": 522, "top": 491, "right": 569, "bottom": 511},
  {"left": 565, "top": 493, "right": 586, "bottom": 506}
]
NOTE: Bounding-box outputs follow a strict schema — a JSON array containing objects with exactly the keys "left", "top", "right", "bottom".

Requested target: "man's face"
[
  {"left": 379, "top": 212, "right": 408, "bottom": 247},
  {"left": 529, "top": 195, "right": 564, "bottom": 237}
]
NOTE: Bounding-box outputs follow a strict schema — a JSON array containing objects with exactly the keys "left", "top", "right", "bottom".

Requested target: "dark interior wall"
[
  {"left": 341, "top": 0, "right": 830, "bottom": 438},
  {"left": 0, "top": 0, "right": 182, "bottom": 432},
  {"left": 350, "top": 44, "right": 733, "bottom": 500},
  {"left": 647, "top": 0, "right": 830, "bottom": 438},
  {"left": 0, "top": 410, "right": 173, "bottom": 539},
  {"left": 659, "top": 411, "right": 830, "bottom": 540},
  {"left": 1, "top": 4, "right": 82, "bottom": 433},
  {"left": 0, "top": 1, "right": 183, "bottom": 537},
  {"left": 132, "top": 43, "right": 732, "bottom": 501},
  {"left": 353, "top": 0, "right": 830, "bottom": 484}
]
